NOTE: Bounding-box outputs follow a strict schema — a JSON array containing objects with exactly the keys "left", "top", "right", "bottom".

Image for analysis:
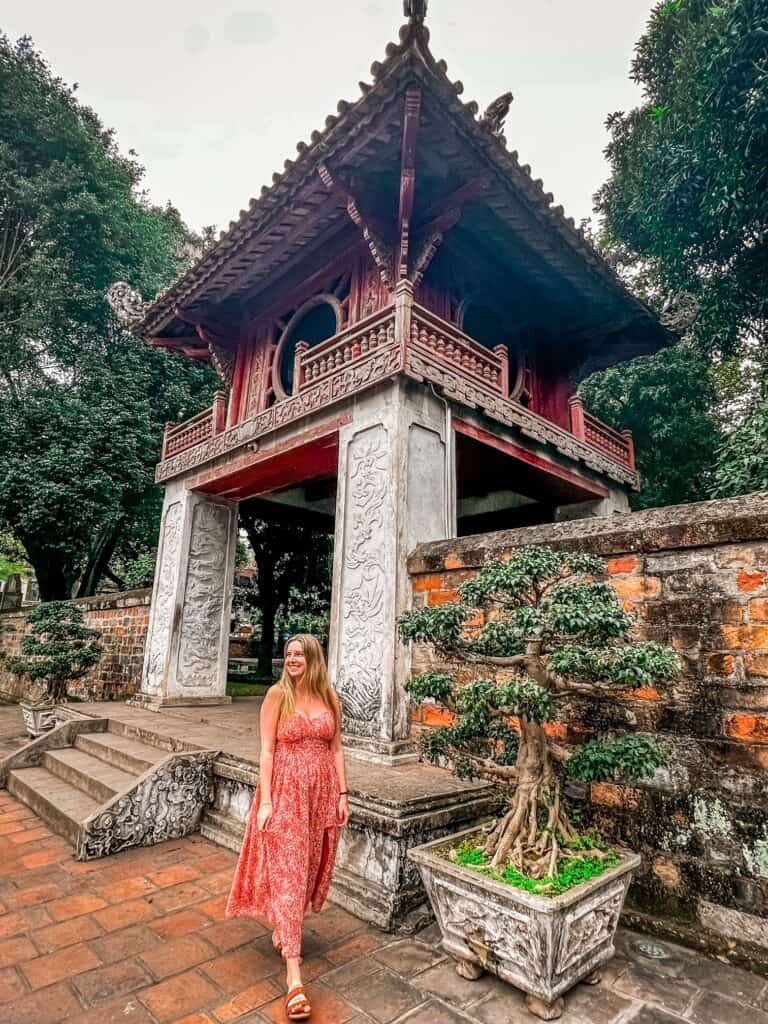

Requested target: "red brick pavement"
[{"left": 0, "top": 793, "right": 383, "bottom": 1024}]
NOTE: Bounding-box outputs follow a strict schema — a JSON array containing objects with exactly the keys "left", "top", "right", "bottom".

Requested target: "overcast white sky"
[{"left": 4, "top": 1, "right": 654, "bottom": 233}]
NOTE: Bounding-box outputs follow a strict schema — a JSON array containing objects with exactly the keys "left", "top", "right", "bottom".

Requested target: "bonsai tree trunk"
[{"left": 483, "top": 718, "right": 577, "bottom": 878}]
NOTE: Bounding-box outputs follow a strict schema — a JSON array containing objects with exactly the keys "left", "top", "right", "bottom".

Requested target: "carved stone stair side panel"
[{"left": 77, "top": 749, "right": 219, "bottom": 860}]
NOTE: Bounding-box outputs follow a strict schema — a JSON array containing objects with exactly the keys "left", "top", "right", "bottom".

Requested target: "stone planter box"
[
  {"left": 20, "top": 702, "right": 58, "bottom": 738},
  {"left": 408, "top": 825, "right": 640, "bottom": 1020}
]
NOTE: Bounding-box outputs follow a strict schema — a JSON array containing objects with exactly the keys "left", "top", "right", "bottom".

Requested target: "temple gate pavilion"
[{"left": 113, "top": 2, "right": 669, "bottom": 764}]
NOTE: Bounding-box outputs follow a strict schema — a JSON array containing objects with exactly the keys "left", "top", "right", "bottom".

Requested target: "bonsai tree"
[
  {"left": 4, "top": 601, "right": 102, "bottom": 704},
  {"left": 399, "top": 546, "right": 679, "bottom": 882}
]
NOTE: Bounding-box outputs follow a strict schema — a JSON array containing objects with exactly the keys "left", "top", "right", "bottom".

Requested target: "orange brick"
[
  {"left": 213, "top": 978, "right": 281, "bottom": 1022},
  {"left": 20, "top": 941, "right": 101, "bottom": 990},
  {"left": 94, "top": 899, "right": 156, "bottom": 932},
  {"left": 0, "top": 935, "right": 38, "bottom": 968},
  {"left": 197, "top": 896, "right": 228, "bottom": 920},
  {"left": 746, "top": 653, "right": 768, "bottom": 677},
  {"left": 544, "top": 722, "right": 568, "bottom": 740},
  {"left": 201, "top": 946, "right": 277, "bottom": 993},
  {"left": 139, "top": 970, "right": 220, "bottom": 1023},
  {"left": 409, "top": 706, "right": 423, "bottom": 724},
  {"left": 427, "top": 589, "right": 460, "bottom": 606},
  {"left": 444, "top": 554, "right": 465, "bottom": 570},
  {"left": 608, "top": 556, "right": 639, "bottom": 575},
  {"left": 324, "top": 930, "right": 386, "bottom": 965},
  {"left": 140, "top": 935, "right": 212, "bottom": 981},
  {"left": 174, "top": 1017, "right": 214, "bottom": 1024},
  {"left": 590, "top": 783, "right": 641, "bottom": 809},
  {"left": 149, "top": 909, "right": 209, "bottom": 940},
  {"left": 422, "top": 706, "right": 456, "bottom": 727},
  {"left": 626, "top": 686, "right": 662, "bottom": 701},
  {"left": 21, "top": 849, "right": 63, "bottom": 870},
  {"left": 722, "top": 601, "right": 745, "bottom": 624},
  {"left": 412, "top": 573, "right": 443, "bottom": 592},
  {"left": 48, "top": 893, "right": 107, "bottom": 922},
  {"left": 722, "top": 624, "right": 768, "bottom": 649},
  {"left": 739, "top": 570, "right": 766, "bottom": 592},
  {"left": 750, "top": 599, "right": 768, "bottom": 621},
  {"left": 7, "top": 883, "right": 64, "bottom": 908},
  {"left": 611, "top": 576, "right": 662, "bottom": 601},
  {"left": 33, "top": 914, "right": 102, "bottom": 953},
  {"left": 200, "top": 918, "right": 266, "bottom": 954},
  {"left": 707, "top": 653, "right": 736, "bottom": 676},
  {"left": 97, "top": 876, "right": 156, "bottom": 904},
  {"left": 726, "top": 713, "right": 768, "bottom": 742},
  {"left": 0, "top": 822, "right": 25, "bottom": 837},
  {"left": 147, "top": 864, "right": 201, "bottom": 889},
  {"left": 0, "top": 965, "right": 25, "bottom": 1006},
  {"left": 0, "top": 979, "right": 82, "bottom": 1024}
]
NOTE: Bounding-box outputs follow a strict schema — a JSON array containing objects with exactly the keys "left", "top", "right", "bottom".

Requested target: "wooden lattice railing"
[
  {"left": 162, "top": 392, "right": 227, "bottom": 460},
  {"left": 569, "top": 396, "right": 635, "bottom": 470},
  {"left": 409, "top": 307, "right": 508, "bottom": 395},
  {"left": 297, "top": 307, "right": 397, "bottom": 388}
]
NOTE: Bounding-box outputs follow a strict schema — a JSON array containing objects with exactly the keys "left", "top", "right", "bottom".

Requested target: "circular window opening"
[{"left": 277, "top": 300, "right": 339, "bottom": 398}]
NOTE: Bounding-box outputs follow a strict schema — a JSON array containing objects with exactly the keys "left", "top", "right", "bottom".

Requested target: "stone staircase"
[{"left": 1, "top": 717, "right": 218, "bottom": 859}]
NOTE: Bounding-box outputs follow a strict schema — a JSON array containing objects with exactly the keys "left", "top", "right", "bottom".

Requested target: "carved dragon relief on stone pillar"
[{"left": 335, "top": 426, "right": 391, "bottom": 736}]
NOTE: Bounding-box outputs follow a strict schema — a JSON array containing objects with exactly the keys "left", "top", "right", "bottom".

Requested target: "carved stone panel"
[
  {"left": 335, "top": 425, "right": 392, "bottom": 736},
  {"left": 143, "top": 501, "right": 182, "bottom": 696},
  {"left": 177, "top": 501, "right": 234, "bottom": 691}
]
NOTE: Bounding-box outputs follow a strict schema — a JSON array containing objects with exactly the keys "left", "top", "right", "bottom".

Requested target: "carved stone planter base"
[
  {"left": 582, "top": 969, "right": 602, "bottom": 985},
  {"left": 409, "top": 825, "right": 640, "bottom": 1018},
  {"left": 454, "top": 957, "right": 484, "bottom": 980},
  {"left": 526, "top": 994, "right": 565, "bottom": 1021},
  {"left": 128, "top": 694, "right": 232, "bottom": 709}
]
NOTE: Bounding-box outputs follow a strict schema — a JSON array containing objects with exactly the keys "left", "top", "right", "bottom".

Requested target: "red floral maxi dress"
[{"left": 225, "top": 709, "right": 341, "bottom": 958}]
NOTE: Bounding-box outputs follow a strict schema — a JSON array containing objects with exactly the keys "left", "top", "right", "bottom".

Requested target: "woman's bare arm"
[
  {"left": 329, "top": 691, "right": 348, "bottom": 795},
  {"left": 256, "top": 687, "right": 281, "bottom": 829}
]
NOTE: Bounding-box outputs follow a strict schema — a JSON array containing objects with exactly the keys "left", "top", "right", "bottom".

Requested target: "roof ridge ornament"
[{"left": 404, "top": 0, "right": 428, "bottom": 23}]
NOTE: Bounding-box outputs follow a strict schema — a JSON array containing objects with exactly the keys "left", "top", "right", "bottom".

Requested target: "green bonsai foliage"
[
  {"left": 3, "top": 601, "right": 102, "bottom": 704},
  {"left": 399, "top": 546, "right": 679, "bottom": 880}
]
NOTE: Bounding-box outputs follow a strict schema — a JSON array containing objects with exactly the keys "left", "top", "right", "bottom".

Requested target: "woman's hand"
[
  {"left": 337, "top": 794, "right": 350, "bottom": 827},
  {"left": 256, "top": 801, "right": 272, "bottom": 831}
]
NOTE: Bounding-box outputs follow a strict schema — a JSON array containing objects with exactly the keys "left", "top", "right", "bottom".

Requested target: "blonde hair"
[{"left": 277, "top": 634, "right": 339, "bottom": 728}]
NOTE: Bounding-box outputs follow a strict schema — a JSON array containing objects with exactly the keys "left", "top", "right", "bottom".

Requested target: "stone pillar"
[
  {"left": 328, "top": 379, "right": 455, "bottom": 764},
  {"left": 555, "top": 487, "right": 630, "bottom": 522},
  {"left": 135, "top": 482, "right": 238, "bottom": 708}
]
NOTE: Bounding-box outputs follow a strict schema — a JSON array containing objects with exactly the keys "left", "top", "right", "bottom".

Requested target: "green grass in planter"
[{"left": 451, "top": 836, "right": 620, "bottom": 897}]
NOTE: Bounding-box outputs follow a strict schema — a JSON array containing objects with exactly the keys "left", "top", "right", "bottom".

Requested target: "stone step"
[
  {"left": 106, "top": 717, "right": 196, "bottom": 755},
  {"left": 199, "top": 809, "right": 245, "bottom": 853},
  {"left": 43, "top": 748, "right": 136, "bottom": 803},
  {"left": 7, "top": 766, "right": 99, "bottom": 847},
  {"left": 75, "top": 731, "right": 161, "bottom": 776}
]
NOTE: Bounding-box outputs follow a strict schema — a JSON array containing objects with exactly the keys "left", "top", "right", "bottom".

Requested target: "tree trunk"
[
  {"left": 21, "top": 540, "right": 72, "bottom": 601},
  {"left": 76, "top": 518, "right": 124, "bottom": 598},
  {"left": 258, "top": 583, "right": 277, "bottom": 679},
  {"left": 483, "top": 717, "right": 577, "bottom": 879}
]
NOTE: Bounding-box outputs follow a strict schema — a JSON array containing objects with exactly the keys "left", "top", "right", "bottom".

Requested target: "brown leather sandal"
[{"left": 285, "top": 984, "right": 311, "bottom": 1020}]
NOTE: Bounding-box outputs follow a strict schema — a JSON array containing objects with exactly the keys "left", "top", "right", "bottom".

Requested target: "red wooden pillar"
[
  {"left": 568, "top": 395, "right": 586, "bottom": 440},
  {"left": 212, "top": 391, "right": 227, "bottom": 435},
  {"left": 622, "top": 429, "right": 636, "bottom": 470},
  {"left": 493, "top": 344, "right": 509, "bottom": 397},
  {"left": 226, "top": 342, "right": 248, "bottom": 428}
]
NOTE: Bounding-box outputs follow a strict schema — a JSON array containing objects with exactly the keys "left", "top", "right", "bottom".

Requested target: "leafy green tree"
[
  {"left": 399, "top": 546, "right": 678, "bottom": 878},
  {"left": 3, "top": 601, "right": 102, "bottom": 703},
  {"left": 712, "top": 400, "right": 768, "bottom": 496},
  {"left": 0, "top": 34, "right": 216, "bottom": 599},
  {"left": 595, "top": 0, "right": 768, "bottom": 361},
  {"left": 580, "top": 345, "right": 719, "bottom": 509},
  {"left": 238, "top": 503, "right": 333, "bottom": 677}
]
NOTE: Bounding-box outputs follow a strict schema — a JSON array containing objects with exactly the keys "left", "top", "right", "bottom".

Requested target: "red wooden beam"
[{"left": 397, "top": 89, "right": 421, "bottom": 280}]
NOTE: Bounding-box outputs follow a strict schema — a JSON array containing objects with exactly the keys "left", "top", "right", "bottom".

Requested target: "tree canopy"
[
  {"left": 584, "top": 0, "right": 768, "bottom": 508},
  {"left": 0, "top": 34, "right": 216, "bottom": 599}
]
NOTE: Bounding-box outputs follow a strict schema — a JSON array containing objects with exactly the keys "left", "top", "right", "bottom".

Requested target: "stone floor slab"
[
  {"left": 343, "top": 966, "right": 425, "bottom": 1023},
  {"left": 688, "top": 989, "right": 768, "bottom": 1024}
]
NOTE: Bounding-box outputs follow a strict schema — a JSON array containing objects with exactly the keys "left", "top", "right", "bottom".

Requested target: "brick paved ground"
[{"left": 0, "top": 792, "right": 766, "bottom": 1024}]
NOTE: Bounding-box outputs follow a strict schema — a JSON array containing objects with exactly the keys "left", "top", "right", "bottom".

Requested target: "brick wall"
[
  {"left": 408, "top": 493, "right": 768, "bottom": 963},
  {"left": 0, "top": 589, "right": 151, "bottom": 703}
]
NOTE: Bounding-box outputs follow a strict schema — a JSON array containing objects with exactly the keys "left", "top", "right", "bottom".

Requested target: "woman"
[{"left": 226, "top": 633, "right": 349, "bottom": 1021}]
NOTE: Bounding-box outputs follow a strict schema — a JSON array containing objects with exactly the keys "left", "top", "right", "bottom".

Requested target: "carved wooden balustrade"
[
  {"left": 408, "top": 307, "right": 508, "bottom": 396},
  {"left": 162, "top": 391, "right": 227, "bottom": 460},
  {"left": 156, "top": 308, "right": 636, "bottom": 482},
  {"left": 297, "top": 307, "right": 397, "bottom": 388},
  {"left": 568, "top": 396, "right": 635, "bottom": 470}
]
